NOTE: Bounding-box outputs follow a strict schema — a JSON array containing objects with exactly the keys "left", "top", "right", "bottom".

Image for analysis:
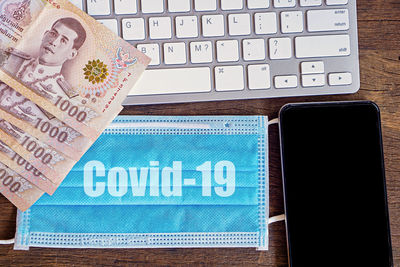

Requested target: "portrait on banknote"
[
  {"left": 0, "top": 0, "right": 148, "bottom": 138},
  {"left": 0, "top": 12, "right": 89, "bottom": 147},
  {"left": 2, "top": 16, "right": 87, "bottom": 101}
]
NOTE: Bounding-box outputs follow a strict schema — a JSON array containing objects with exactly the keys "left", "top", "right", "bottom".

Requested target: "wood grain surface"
[{"left": 0, "top": 1, "right": 399, "bottom": 266}]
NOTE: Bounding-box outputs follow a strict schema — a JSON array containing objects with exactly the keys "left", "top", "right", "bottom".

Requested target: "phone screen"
[{"left": 279, "top": 101, "right": 392, "bottom": 267}]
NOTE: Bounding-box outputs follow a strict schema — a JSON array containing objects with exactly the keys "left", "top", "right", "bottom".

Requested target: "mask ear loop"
[
  {"left": 0, "top": 238, "right": 14, "bottom": 245},
  {"left": 1, "top": 118, "right": 284, "bottom": 246},
  {"left": 268, "top": 118, "right": 279, "bottom": 126},
  {"left": 268, "top": 214, "right": 285, "bottom": 225},
  {"left": 267, "top": 118, "right": 285, "bottom": 225}
]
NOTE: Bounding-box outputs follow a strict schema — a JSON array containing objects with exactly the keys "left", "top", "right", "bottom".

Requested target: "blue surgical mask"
[{"left": 14, "top": 116, "right": 270, "bottom": 250}]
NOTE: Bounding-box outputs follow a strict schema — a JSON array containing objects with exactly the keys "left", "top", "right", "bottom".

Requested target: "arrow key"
[
  {"left": 328, "top": 72, "right": 352, "bottom": 86},
  {"left": 301, "top": 61, "right": 324, "bottom": 74},
  {"left": 275, "top": 75, "right": 298, "bottom": 89},
  {"left": 302, "top": 74, "right": 325, "bottom": 87}
]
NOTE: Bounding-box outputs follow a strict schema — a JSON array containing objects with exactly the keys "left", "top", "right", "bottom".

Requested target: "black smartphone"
[{"left": 279, "top": 101, "right": 393, "bottom": 267}]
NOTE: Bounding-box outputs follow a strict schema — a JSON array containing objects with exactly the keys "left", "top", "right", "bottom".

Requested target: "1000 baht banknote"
[
  {"left": 0, "top": 91, "right": 122, "bottom": 195},
  {"left": 0, "top": 0, "right": 150, "bottom": 140},
  {"left": 0, "top": 140, "right": 57, "bottom": 194},
  {"left": 0, "top": 161, "right": 44, "bottom": 211},
  {"left": 0, "top": 82, "right": 91, "bottom": 160},
  {"left": 0, "top": 116, "right": 77, "bottom": 185}
]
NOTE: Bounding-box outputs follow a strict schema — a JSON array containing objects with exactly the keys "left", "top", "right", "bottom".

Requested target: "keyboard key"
[
  {"left": 243, "top": 39, "right": 266, "bottom": 61},
  {"left": 228, "top": 14, "right": 251, "bottom": 36},
  {"left": 202, "top": 15, "right": 225, "bottom": 37},
  {"left": 122, "top": 18, "right": 145, "bottom": 40},
  {"left": 70, "top": 0, "right": 83, "bottom": 10},
  {"left": 141, "top": 0, "right": 164, "bottom": 13},
  {"left": 130, "top": 68, "right": 212, "bottom": 95},
  {"left": 300, "top": 0, "right": 321, "bottom": 6},
  {"left": 84, "top": 0, "right": 357, "bottom": 103},
  {"left": 190, "top": 41, "right": 213, "bottom": 63},
  {"left": 255, "top": 13, "right": 277, "bottom": 35},
  {"left": 301, "top": 61, "right": 324, "bottom": 74},
  {"left": 149, "top": 17, "right": 172, "bottom": 39},
  {"left": 269, "top": 38, "right": 292, "bottom": 59},
  {"left": 217, "top": 40, "right": 239, "bottom": 62},
  {"left": 302, "top": 74, "right": 325, "bottom": 87},
  {"left": 114, "top": 0, "right": 137, "bottom": 14},
  {"left": 295, "top": 35, "right": 350, "bottom": 58},
  {"left": 221, "top": 0, "right": 243, "bottom": 10},
  {"left": 281, "top": 11, "right": 303, "bottom": 34},
  {"left": 274, "top": 75, "right": 298, "bottom": 88},
  {"left": 164, "top": 43, "right": 187, "bottom": 65},
  {"left": 328, "top": 72, "right": 352, "bottom": 85},
  {"left": 176, "top": 16, "right": 198, "bottom": 38},
  {"left": 168, "top": 0, "right": 191, "bottom": 12},
  {"left": 307, "top": 9, "right": 349, "bottom": 32},
  {"left": 137, "top": 44, "right": 160, "bottom": 66},
  {"left": 215, "top": 66, "right": 244, "bottom": 91},
  {"left": 195, "top": 0, "right": 217, "bottom": 11},
  {"left": 274, "top": 0, "right": 296, "bottom": 8},
  {"left": 87, "top": 0, "right": 110, "bottom": 15},
  {"left": 248, "top": 64, "right": 271, "bottom": 89},
  {"left": 97, "top": 19, "right": 118, "bottom": 35},
  {"left": 247, "top": 0, "right": 270, "bottom": 9},
  {"left": 326, "top": 0, "right": 348, "bottom": 5}
]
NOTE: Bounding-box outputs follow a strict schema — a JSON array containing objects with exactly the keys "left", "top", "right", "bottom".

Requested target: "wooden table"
[{"left": 0, "top": 1, "right": 399, "bottom": 265}]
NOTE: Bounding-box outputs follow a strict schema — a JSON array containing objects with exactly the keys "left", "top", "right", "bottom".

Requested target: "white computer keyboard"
[{"left": 71, "top": 0, "right": 360, "bottom": 105}]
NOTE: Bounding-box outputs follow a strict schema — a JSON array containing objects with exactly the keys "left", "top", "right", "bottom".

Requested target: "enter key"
[{"left": 307, "top": 9, "right": 349, "bottom": 32}]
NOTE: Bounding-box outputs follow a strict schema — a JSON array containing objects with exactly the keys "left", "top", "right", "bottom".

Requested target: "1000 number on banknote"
[
  {"left": 0, "top": 0, "right": 149, "bottom": 210},
  {"left": 0, "top": 0, "right": 149, "bottom": 140}
]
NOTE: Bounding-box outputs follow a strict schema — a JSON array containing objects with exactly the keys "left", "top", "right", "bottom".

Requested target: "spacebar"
[{"left": 129, "top": 67, "right": 212, "bottom": 96}]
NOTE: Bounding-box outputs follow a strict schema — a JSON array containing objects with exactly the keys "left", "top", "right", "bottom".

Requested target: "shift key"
[{"left": 295, "top": 35, "right": 350, "bottom": 58}]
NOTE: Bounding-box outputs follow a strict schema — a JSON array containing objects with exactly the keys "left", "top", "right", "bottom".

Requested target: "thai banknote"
[
  {"left": 0, "top": 82, "right": 91, "bottom": 161},
  {"left": 0, "top": 0, "right": 150, "bottom": 140},
  {"left": 0, "top": 116, "right": 77, "bottom": 185},
  {"left": 0, "top": 161, "right": 44, "bottom": 211},
  {"left": 0, "top": 82, "right": 93, "bottom": 160},
  {"left": 0, "top": 100, "right": 122, "bottom": 195},
  {"left": 0, "top": 140, "right": 57, "bottom": 194}
]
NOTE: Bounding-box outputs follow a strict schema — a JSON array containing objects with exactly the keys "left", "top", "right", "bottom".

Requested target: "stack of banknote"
[{"left": 0, "top": 0, "right": 150, "bottom": 210}]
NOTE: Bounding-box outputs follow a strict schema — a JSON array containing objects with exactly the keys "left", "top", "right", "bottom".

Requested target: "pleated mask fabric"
[{"left": 14, "top": 116, "right": 270, "bottom": 250}]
